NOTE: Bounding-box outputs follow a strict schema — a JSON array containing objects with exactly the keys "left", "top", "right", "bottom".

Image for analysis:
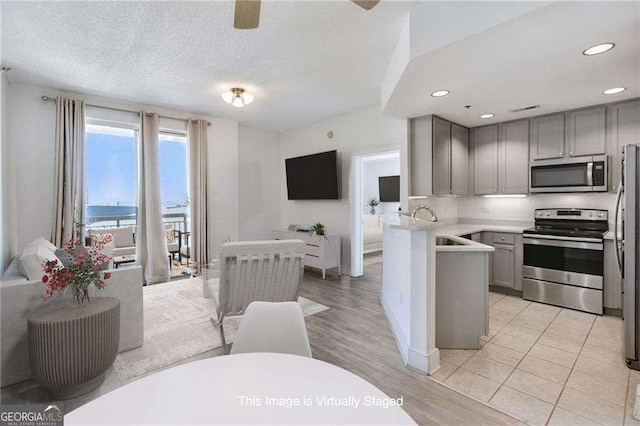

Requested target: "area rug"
[{"left": 113, "top": 278, "right": 329, "bottom": 382}]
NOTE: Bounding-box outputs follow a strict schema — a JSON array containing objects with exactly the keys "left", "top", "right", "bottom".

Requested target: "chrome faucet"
[{"left": 411, "top": 205, "right": 438, "bottom": 222}]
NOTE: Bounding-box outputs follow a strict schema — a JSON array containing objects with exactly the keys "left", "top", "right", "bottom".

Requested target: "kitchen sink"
[{"left": 435, "top": 237, "right": 467, "bottom": 246}]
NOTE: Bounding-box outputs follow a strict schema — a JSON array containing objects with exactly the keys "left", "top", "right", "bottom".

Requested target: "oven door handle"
[
  {"left": 523, "top": 233, "right": 602, "bottom": 243},
  {"left": 523, "top": 237, "right": 603, "bottom": 251}
]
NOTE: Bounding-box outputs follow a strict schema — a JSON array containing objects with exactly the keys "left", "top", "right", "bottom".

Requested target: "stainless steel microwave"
[{"left": 529, "top": 155, "right": 607, "bottom": 193}]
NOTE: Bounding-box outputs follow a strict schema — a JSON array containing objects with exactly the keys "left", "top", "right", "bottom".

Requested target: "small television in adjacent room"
[
  {"left": 379, "top": 175, "right": 400, "bottom": 202},
  {"left": 285, "top": 150, "right": 339, "bottom": 200}
]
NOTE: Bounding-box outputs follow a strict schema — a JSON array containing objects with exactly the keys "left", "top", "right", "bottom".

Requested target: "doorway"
[{"left": 350, "top": 150, "right": 400, "bottom": 277}]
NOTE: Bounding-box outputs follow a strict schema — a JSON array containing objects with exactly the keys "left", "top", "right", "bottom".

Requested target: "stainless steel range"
[{"left": 522, "top": 208, "right": 608, "bottom": 315}]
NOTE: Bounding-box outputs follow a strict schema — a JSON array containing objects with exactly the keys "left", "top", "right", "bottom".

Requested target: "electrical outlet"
[
  {"left": 400, "top": 291, "right": 403, "bottom": 305},
  {"left": 481, "top": 206, "right": 491, "bottom": 214}
]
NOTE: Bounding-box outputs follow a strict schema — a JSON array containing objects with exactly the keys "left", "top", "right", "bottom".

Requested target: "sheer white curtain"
[
  {"left": 136, "top": 112, "right": 169, "bottom": 284},
  {"left": 52, "top": 96, "right": 86, "bottom": 247},
  {"left": 187, "top": 119, "right": 210, "bottom": 267}
]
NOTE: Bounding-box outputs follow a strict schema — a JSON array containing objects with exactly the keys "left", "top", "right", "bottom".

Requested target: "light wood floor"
[
  {"left": 2, "top": 256, "right": 519, "bottom": 424},
  {"left": 300, "top": 259, "right": 519, "bottom": 425}
]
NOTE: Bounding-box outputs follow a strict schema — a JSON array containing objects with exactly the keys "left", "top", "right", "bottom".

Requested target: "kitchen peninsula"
[{"left": 381, "top": 216, "right": 494, "bottom": 374}]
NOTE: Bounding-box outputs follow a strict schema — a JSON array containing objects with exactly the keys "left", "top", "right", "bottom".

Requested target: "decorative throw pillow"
[
  {"left": 165, "top": 224, "right": 175, "bottom": 243},
  {"left": 111, "top": 226, "right": 135, "bottom": 248},
  {"left": 90, "top": 233, "right": 115, "bottom": 248},
  {"left": 17, "top": 239, "right": 61, "bottom": 280}
]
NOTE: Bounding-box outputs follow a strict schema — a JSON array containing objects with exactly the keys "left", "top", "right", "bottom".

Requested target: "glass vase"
[{"left": 63, "top": 285, "right": 96, "bottom": 308}]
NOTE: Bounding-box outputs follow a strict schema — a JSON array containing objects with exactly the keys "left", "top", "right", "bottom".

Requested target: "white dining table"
[{"left": 65, "top": 353, "right": 416, "bottom": 425}]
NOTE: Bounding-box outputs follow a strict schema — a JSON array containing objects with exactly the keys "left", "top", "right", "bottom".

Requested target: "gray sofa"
[{"left": 0, "top": 261, "right": 144, "bottom": 387}]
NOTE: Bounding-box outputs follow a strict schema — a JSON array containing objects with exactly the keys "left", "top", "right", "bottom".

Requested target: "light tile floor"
[{"left": 429, "top": 291, "right": 637, "bottom": 426}]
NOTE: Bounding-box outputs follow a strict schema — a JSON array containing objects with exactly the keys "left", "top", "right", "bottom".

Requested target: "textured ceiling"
[{"left": 1, "top": 1, "right": 409, "bottom": 130}]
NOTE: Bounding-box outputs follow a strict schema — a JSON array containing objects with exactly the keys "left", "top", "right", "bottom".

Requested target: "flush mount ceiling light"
[
  {"left": 479, "top": 113, "right": 495, "bottom": 119},
  {"left": 221, "top": 87, "right": 254, "bottom": 108},
  {"left": 582, "top": 43, "right": 615, "bottom": 56},
  {"left": 431, "top": 90, "right": 450, "bottom": 97},
  {"left": 603, "top": 87, "right": 626, "bottom": 95}
]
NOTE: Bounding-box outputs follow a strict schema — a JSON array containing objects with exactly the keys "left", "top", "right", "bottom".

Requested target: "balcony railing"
[{"left": 86, "top": 213, "right": 189, "bottom": 233}]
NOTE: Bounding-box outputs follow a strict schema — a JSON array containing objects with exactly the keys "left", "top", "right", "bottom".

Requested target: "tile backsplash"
[{"left": 408, "top": 192, "right": 617, "bottom": 226}]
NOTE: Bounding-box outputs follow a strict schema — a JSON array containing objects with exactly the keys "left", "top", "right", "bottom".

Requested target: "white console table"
[{"left": 273, "top": 230, "right": 341, "bottom": 279}]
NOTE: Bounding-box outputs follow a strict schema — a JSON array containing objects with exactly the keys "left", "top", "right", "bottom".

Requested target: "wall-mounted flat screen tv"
[
  {"left": 379, "top": 175, "right": 400, "bottom": 202},
  {"left": 286, "top": 150, "right": 339, "bottom": 200}
]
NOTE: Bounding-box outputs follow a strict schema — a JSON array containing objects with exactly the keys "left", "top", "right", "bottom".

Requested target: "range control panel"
[{"left": 534, "top": 208, "right": 608, "bottom": 221}]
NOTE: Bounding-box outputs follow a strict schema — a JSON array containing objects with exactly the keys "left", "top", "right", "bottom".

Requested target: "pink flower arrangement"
[{"left": 41, "top": 235, "right": 113, "bottom": 304}]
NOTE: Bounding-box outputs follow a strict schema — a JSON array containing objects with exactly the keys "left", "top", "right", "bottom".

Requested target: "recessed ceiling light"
[
  {"left": 603, "top": 87, "right": 626, "bottom": 95},
  {"left": 479, "top": 113, "right": 495, "bottom": 119},
  {"left": 431, "top": 90, "right": 449, "bottom": 97},
  {"left": 583, "top": 43, "right": 615, "bottom": 56}
]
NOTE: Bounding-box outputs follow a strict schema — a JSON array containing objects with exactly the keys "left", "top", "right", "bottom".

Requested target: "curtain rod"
[{"left": 41, "top": 95, "right": 212, "bottom": 126}]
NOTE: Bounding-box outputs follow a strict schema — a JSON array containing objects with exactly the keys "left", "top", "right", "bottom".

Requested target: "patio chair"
[{"left": 202, "top": 240, "right": 306, "bottom": 353}]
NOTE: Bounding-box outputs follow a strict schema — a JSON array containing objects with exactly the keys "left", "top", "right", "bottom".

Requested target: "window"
[
  {"left": 85, "top": 124, "right": 138, "bottom": 230},
  {"left": 158, "top": 132, "right": 189, "bottom": 233}
]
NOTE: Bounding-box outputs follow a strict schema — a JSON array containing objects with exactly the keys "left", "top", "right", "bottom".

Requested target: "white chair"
[
  {"left": 230, "top": 301, "right": 312, "bottom": 357},
  {"left": 202, "top": 240, "right": 306, "bottom": 352}
]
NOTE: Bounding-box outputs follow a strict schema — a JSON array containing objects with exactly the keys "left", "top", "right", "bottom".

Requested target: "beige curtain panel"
[
  {"left": 136, "top": 112, "right": 170, "bottom": 284},
  {"left": 52, "top": 96, "right": 86, "bottom": 247},
  {"left": 187, "top": 119, "right": 210, "bottom": 267}
]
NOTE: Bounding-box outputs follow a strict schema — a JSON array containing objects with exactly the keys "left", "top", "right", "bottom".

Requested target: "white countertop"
[
  {"left": 436, "top": 224, "right": 527, "bottom": 237},
  {"left": 384, "top": 219, "right": 528, "bottom": 252},
  {"left": 385, "top": 215, "right": 440, "bottom": 231},
  {"left": 436, "top": 224, "right": 528, "bottom": 252}
]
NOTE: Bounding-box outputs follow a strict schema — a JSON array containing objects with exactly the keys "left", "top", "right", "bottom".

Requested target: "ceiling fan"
[{"left": 234, "top": 0, "right": 381, "bottom": 29}]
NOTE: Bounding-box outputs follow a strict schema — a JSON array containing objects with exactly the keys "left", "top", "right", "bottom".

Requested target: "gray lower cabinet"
[
  {"left": 482, "top": 231, "right": 523, "bottom": 291},
  {"left": 566, "top": 106, "right": 606, "bottom": 157},
  {"left": 530, "top": 113, "right": 565, "bottom": 161},
  {"left": 493, "top": 244, "right": 515, "bottom": 289},
  {"left": 607, "top": 99, "right": 640, "bottom": 193},
  {"left": 604, "top": 239, "right": 622, "bottom": 311},
  {"left": 499, "top": 120, "right": 529, "bottom": 194},
  {"left": 473, "top": 125, "right": 499, "bottom": 195}
]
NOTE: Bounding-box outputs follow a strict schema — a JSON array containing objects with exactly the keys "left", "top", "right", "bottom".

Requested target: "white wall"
[
  {"left": 0, "top": 72, "right": 14, "bottom": 273},
  {"left": 362, "top": 153, "right": 400, "bottom": 215},
  {"left": 4, "top": 82, "right": 239, "bottom": 258},
  {"left": 238, "top": 126, "right": 281, "bottom": 241},
  {"left": 280, "top": 106, "right": 408, "bottom": 273},
  {"left": 457, "top": 193, "right": 617, "bottom": 225}
]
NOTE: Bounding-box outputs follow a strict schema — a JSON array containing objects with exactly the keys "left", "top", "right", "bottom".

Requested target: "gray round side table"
[{"left": 28, "top": 297, "right": 120, "bottom": 400}]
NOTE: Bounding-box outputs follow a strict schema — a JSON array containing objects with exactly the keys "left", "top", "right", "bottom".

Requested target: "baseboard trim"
[
  {"left": 380, "top": 296, "right": 409, "bottom": 364},
  {"left": 604, "top": 307, "right": 622, "bottom": 317}
]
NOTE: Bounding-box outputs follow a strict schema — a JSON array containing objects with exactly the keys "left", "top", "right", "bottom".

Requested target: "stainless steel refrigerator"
[{"left": 616, "top": 144, "right": 640, "bottom": 370}]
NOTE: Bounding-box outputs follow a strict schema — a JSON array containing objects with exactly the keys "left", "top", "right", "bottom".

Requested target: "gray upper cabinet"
[
  {"left": 409, "top": 115, "right": 469, "bottom": 196},
  {"left": 607, "top": 99, "right": 640, "bottom": 192},
  {"left": 566, "top": 106, "right": 606, "bottom": 157},
  {"left": 473, "top": 125, "right": 499, "bottom": 195},
  {"left": 432, "top": 117, "right": 452, "bottom": 196},
  {"left": 451, "top": 124, "right": 469, "bottom": 195},
  {"left": 499, "top": 120, "right": 529, "bottom": 194},
  {"left": 409, "top": 116, "right": 431, "bottom": 197},
  {"left": 530, "top": 113, "right": 565, "bottom": 161}
]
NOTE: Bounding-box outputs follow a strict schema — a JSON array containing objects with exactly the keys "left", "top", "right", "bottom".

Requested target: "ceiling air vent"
[{"left": 511, "top": 105, "right": 541, "bottom": 113}]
